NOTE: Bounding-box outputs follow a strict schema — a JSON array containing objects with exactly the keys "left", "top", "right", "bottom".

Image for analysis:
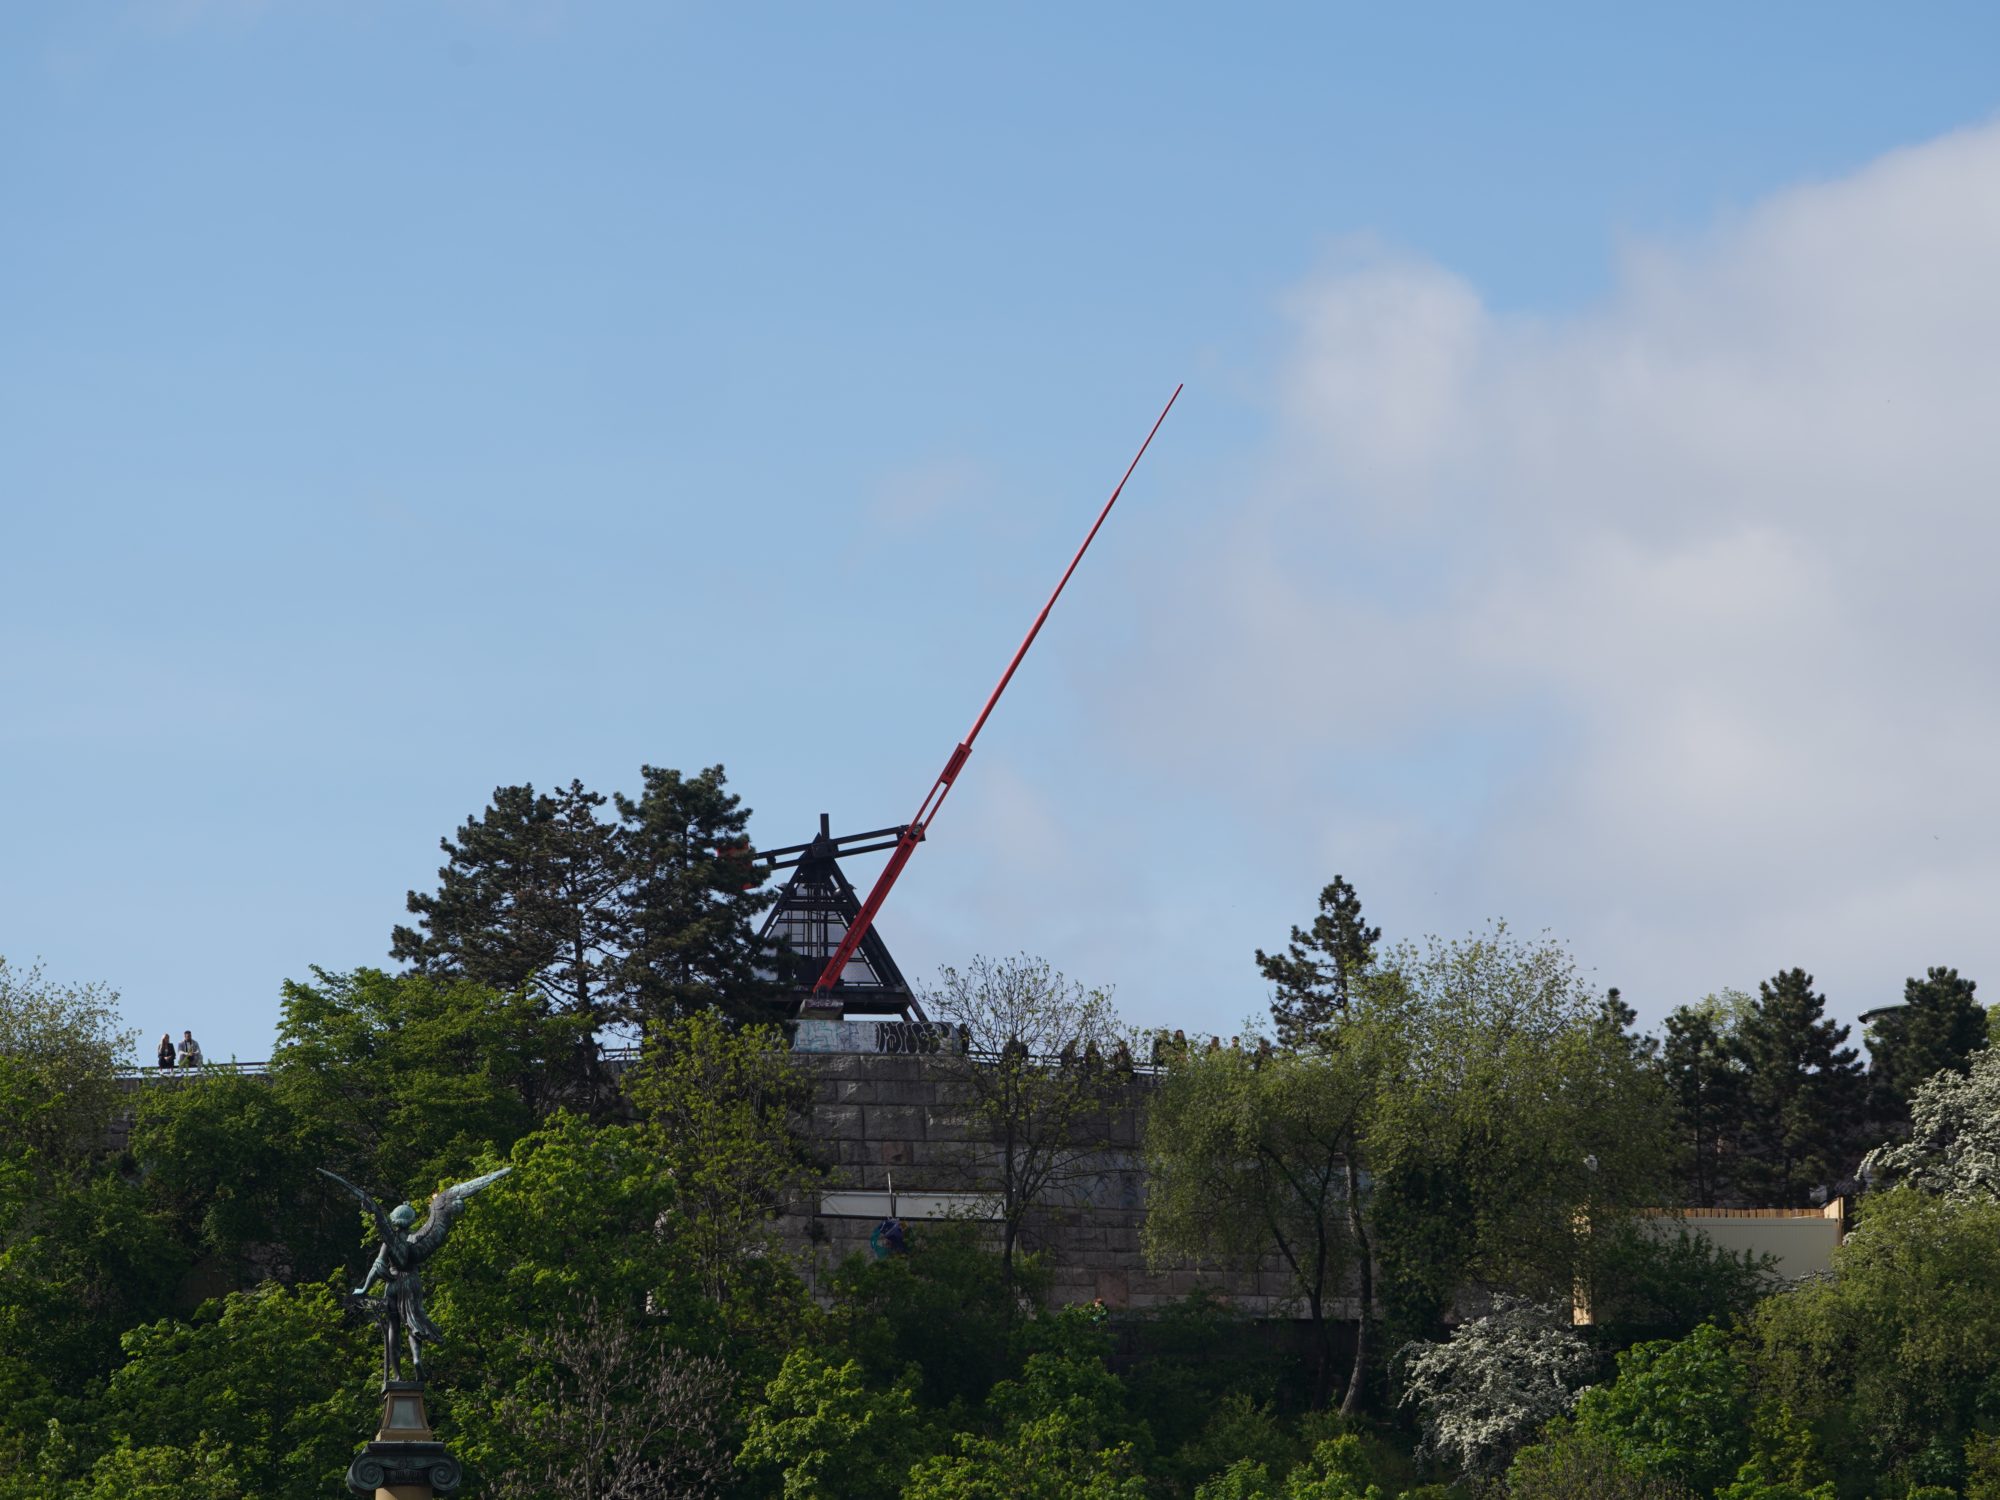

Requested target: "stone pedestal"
[{"left": 346, "top": 1380, "right": 462, "bottom": 1497}]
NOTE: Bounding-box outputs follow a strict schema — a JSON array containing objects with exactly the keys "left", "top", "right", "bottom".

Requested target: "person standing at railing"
[
  {"left": 156, "top": 1033, "right": 176, "bottom": 1070},
  {"left": 177, "top": 1030, "right": 203, "bottom": 1069}
]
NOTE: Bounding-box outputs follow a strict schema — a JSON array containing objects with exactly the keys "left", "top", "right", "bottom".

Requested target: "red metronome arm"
[{"left": 809, "top": 385, "right": 1183, "bottom": 999}]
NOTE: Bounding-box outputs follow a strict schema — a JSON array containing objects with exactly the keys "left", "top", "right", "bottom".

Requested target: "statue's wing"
[
  {"left": 316, "top": 1167, "right": 395, "bottom": 1246},
  {"left": 408, "top": 1166, "right": 511, "bottom": 1259}
]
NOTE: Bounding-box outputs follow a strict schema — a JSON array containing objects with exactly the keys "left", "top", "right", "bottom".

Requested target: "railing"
[{"left": 116, "top": 1043, "right": 1166, "bottom": 1084}]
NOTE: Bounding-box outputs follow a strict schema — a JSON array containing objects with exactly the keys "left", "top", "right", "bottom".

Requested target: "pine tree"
[
  {"left": 1865, "top": 965, "right": 1986, "bottom": 1122},
  {"left": 391, "top": 780, "right": 627, "bottom": 1034},
  {"left": 613, "top": 764, "right": 777, "bottom": 1029},
  {"left": 1256, "top": 876, "right": 1381, "bottom": 1047},
  {"left": 1661, "top": 995, "right": 1751, "bottom": 1207},
  {"left": 1732, "top": 968, "right": 1866, "bottom": 1206}
]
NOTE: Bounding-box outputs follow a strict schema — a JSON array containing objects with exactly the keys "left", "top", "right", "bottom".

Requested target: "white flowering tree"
[
  {"left": 1397, "top": 1297, "right": 1597, "bottom": 1482},
  {"left": 1861, "top": 1043, "right": 2000, "bottom": 1202}
]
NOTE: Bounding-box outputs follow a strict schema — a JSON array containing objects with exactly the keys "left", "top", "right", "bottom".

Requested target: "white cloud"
[{"left": 1100, "top": 119, "right": 2000, "bottom": 1031}]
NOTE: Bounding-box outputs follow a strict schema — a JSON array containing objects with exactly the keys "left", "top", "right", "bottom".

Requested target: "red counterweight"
[{"left": 808, "top": 385, "right": 1183, "bottom": 1003}]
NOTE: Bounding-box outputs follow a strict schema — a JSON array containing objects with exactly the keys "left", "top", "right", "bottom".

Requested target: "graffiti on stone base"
[{"left": 874, "top": 1021, "right": 968, "bottom": 1055}]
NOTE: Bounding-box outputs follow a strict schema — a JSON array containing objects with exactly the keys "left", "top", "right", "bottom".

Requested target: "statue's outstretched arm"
[{"left": 355, "top": 1244, "right": 387, "bottom": 1298}]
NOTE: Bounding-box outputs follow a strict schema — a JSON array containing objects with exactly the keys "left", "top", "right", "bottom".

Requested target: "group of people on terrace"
[
  {"left": 154, "top": 1030, "right": 203, "bottom": 1070},
  {"left": 1150, "top": 1029, "right": 1275, "bottom": 1066}
]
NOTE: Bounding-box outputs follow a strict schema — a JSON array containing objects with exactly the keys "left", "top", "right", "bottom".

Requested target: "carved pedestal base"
[{"left": 347, "top": 1380, "right": 462, "bottom": 1498}]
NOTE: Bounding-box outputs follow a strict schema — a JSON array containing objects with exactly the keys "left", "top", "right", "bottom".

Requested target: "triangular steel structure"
[{"left": 752, "top": 815, "right": 927, "bottom": 1021}]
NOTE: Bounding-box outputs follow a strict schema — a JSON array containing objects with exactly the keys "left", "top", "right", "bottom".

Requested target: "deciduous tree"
[
  {"left": 1143, "top": 1027, "right": 1391, "bottom": 1413},
  {"left": 927, "top": 955, "right": 1129, "bottom": 1297}
]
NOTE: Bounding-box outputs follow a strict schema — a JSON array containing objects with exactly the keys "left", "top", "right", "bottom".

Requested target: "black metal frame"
[{"left": 753, "top": 815, "right": 928, "bottom": 1022}]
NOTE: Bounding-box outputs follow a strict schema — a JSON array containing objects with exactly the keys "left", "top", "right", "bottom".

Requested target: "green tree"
[
  {"left": 1256, "top": 878, "right": 1380, "bottom": 1048},
  {"left": 1753, "top": 1186, "right": 2000, "bottom": 1491},
  {"left": 613, "top": 764, "right": 775, "bottom": 1029},
  {"left": 1865, "top": 966, "right": 1986, "bottom": 1122},
  {"left": 99, "top": 1279, "right": 373, "bottom": 1500},
  {"left": 272, "top": 966, "right": 574, "bottom": 1202},
  {"left": 393, "top": 779, "right": 628, "bottom": 1035},
  {"left": 1732, "top": 969, "right": 1865, "bottom": 1207},
  {"left": 928, "top": 955, "right": 1130, "bottom": 1297},
  {"left": 65, "top": 1435, "right": 249, "bottom": 1500},
  {"left": 1359, "top": 925, "right": 1674, "bottom": 1339},
  {"left": 738, "top": 1349, "right": 926, "bottom": 1500},
  {"left": 129, "top": 1067, "right": 336, "bottom": 1284},
  {"left": 1143, "top": 1027, "right": 1390, "bottom": 1411},
  {"left": 1194, "top": 1434, "right": 1391, "bottom": 1500},
  {"left": 0, "top": 957, "right": 129, "bottom": 1178},
  {"left": 619, "top": 1010, "right": 821, "bottom": 1317},
  {"left": 902, "top": 1312, "right": 1150, "bottom": 1500},
  {"left": 824, "top": 1220, "right": 1019, "bottom": 1411},
  {"left": 1660, "top": 994, "right": 1751, "bottom": 1206},
  {"left": 0, "top": 962, "right": 185, "bottom": 1452},
  {"left": 1507, "top": 1427, "right": 1695, "bottom": 1500},
  {"left": 1561, "top": 1322, "right": 1753, "bottom": 1494}
]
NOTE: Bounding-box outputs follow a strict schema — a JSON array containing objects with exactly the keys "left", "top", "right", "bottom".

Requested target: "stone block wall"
[{"left": 782, "top": 1051, "right": 1359, "bottom": 1320}]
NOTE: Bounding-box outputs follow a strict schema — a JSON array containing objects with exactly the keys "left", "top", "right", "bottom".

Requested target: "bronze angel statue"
[{"left": 318, "top": 1166, "right": 511, "bottom": 1383}]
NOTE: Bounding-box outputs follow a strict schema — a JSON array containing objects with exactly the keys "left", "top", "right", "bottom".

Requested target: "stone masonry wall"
[{"left": 781, "top": 1051, "right": 1358, "bottom": 1320}]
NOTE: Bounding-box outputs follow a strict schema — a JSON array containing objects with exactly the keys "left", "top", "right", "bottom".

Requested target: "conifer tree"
[
  {"left": 1660, "top": 995, "right": 1751, "bottom": 1207},
  {"left": 1256, "top": 876, "right": 1381, "bottom": 1047},
  {"left": 612, "top": 764, "right": 776, "bottom": 1028},
  {"left": 391, "top": 780, "right": 627, "bottom": 1034},
  {"left": 1865, "top": 966, "right": 1986, "bottom": 1122},
  {"left": 1732, "top": 968, "right": 1865, "bottom": 1206}
]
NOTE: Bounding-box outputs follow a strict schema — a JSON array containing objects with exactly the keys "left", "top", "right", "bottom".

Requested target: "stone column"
[{"left": 346, "top": 1380, "right": 462, "bottom": 1498}]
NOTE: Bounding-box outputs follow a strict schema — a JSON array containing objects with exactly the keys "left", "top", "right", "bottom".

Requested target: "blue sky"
[{"left": 6, "top": 2, "right": 2000, "bottom": 1058}]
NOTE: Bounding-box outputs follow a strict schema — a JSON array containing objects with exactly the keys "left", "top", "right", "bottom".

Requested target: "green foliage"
[
  {"left": 1753, "top": 1187, "right": 2000, "bottom": 1491},
  {"left": 613, "top": 763, "right": 777, "bottom": 1028},
  {"left": 1865, "top": 966, "right": 1986, "bottom": 1120},
  {"left": 392, "top": 778, "right": 629, "bottom": 1032},
  {"left": 273, "top": 966, "right": 574, "bottom": 1200},
  {"left": 621, "top": 1010, "right": 821, "bottom": 1318},
  {"left": 1256, "top": 876, "right": 1381, "bottom": 1048},
  {"left": 739, "top": 1348, "right": 926, "bottom": 1499},
  {"left": 130, "top": 1067, "right": 324, "bottom": 1277},
  {"left": 1714, "top": 1404, "right": 1836, "bottom": 1500},
  {"left": 1126, "top": 1293, "right": 1286, "bottom": 1485},
  {"left": 1586, "top": 1223, "right": 1779, "bottom": 1341},
  {"left": 1508, "top": 1425, "right": 1695, "bottom": 1500},
  {"left": 1361, "top": 926, "right": 1673, "bottom": 1337},
  {"left": 1733, "top": 969, "right": 1866, "bottom": 1207},
  {"left": 1565, "top": 1323, "right": 1753, "bottom": 1493},
  {"left": 67, "top": 1434, "right": 249, "bottom": 1500},
  {"left": 825, "top": 1221, "right": 1020, "bottom": 1410},
  {"left": 1661, "top": 992, "right": 1752, "bottom": 1207},
  {"left": 904, "top": 1309, "right": 1150, "bottom": 1500},
  {"left": 99, "top": 1279, "right": 372, "bottom": 1500},
  {"left": 0, "top": 964, "right": 186, "bottom": 1467},
  {"left": 1144, "top": 1031, "right": 1388, "bottom": 1406},
  {"left": 0, "top": 957, "right": 129, "bottom": 1174},
  {"left": 1191, "top": 1433, "right": 1390, "bottom": 1500}
]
